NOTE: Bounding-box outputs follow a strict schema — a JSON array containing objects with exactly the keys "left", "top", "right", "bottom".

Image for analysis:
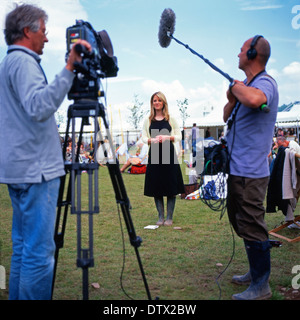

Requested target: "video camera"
[{"left": 66, "top": 20, "right": 119, "bottom": 100}]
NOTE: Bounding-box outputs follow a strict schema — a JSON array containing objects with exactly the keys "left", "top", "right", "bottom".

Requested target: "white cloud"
[
  {"left": 268, "top": 68, "right": 280, "bottom": 79},
  {"left": 0, "top": 0, "right": 89, "bottom": 80},
  {"left": 241, "top": 5, "right": 282, "bottom": 11},
  {"left": 0, "top": 0, "right": 15, "bottom": 47},
  {"left": 121, "top": 47, "right": 146, "bottom": 59},
  {"left": 140, "top": 78, "right": 228, "bottom": 127},
  {"left": 268, "top": 57, "right": 276, "bottom": 65},
  {"left": 108, "top": 76, "right": 145, "bottom": 83},
  {"left": 0, "top": 0, "right": 88, "bottom": 54},
  {"left": 270, "top": 62, "right": 300, "bottom": 105},
  {"left": 213, "top": 58, "right": 225, "bottom": 68},
  {"left": 236, "top": 0, "right": 283, "bottom": 11},
  {"left": 142, "top": 79, "right": 187, "bottom": 102},
  {"left": 141, "top": 78, "right": 227, "bottom": 106},
  {"left": 282, "top": 62, "right": 300, "bottom": 78}
]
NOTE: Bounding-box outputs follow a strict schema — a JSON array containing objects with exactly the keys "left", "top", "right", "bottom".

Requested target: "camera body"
[{"left": 66, "top": 20, "right": 118, "bottom": 100}]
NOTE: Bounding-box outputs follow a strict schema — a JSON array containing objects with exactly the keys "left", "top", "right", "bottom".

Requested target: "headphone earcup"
[
  {"left": 247, "top": 47, "right": 257, "bottom": 60},
  {"left": 247, "top": 35, "right": 263, "bottom": 60}
]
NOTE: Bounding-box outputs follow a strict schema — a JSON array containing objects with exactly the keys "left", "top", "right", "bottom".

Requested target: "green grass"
[{"left": 0, "top": 164, "right": 299, "bottom": 300}]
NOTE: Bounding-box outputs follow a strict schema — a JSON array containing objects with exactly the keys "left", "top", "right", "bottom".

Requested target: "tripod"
[{"left": 52, "top": 99, "right": 151, "bottom": 300}]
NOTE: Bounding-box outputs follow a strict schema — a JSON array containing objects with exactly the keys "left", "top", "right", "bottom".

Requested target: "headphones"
[{"left": 247, "top": 35, "right": 264, "bottom": 60}]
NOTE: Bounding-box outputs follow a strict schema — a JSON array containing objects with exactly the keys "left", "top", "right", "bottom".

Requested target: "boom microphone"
[
  {"left": 157, "top": 8, "right": 270, "bottom": 113},
  {"left": 158, "top": 8, "right": 176, "bottom": 48},
  {"left": 158, "top": 8, "right": 233, "bottom": 83}
]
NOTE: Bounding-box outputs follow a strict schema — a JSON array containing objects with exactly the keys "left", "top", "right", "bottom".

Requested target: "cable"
[
  {"left": 215, "top": 222, "right": 236, "bottom": 300},
  {"left": 116, "top": 203, "right": 134, "bottom": 300},
  {"left": 199, "top": 137, "right": 236, "bottom": 298},
  {"left": 199, "top": 140, "right": 228, "bottom": 220}
]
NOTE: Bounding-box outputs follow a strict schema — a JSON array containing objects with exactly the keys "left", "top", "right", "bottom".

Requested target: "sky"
[{"left": 0, "top": 0, "right": 300, "bottom": 131}]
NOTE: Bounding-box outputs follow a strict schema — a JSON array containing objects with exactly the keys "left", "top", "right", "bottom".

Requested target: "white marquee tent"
[
  {"left": 276, "top": 101, "right": 300, "bottom": 125},
  {"left": 195, "top": 109, "right": 226, "bottom": 140},
  {"left": 194, "top": 101, "right": 300, "bottom": 140}
]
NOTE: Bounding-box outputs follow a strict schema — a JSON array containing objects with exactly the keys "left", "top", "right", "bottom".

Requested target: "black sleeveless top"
[{"left": 144, "top": 119, "right": 185, "bottom": 197}]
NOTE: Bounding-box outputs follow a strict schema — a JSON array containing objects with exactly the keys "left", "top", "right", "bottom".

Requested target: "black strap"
[
  {"left": 226, "top": 69, "right": 267, "bottom": 130},
  {"left": 225, "top": 70, "right": 271, "bottom": 171},
  {"left": 7, "top": 47, "right": 48, "bottom": 84}
]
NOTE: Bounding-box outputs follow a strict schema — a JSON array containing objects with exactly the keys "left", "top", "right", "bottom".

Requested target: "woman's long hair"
[{"left": 148, "top": 91, "right": 170, "bottom": 122}]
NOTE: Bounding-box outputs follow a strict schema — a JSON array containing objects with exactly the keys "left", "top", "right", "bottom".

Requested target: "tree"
[
  {"left": 177, "top": 98, "right": 190, "bottom": 127},
  {"left": 127, "top": 94, "right": 147, "bottom": 130}
]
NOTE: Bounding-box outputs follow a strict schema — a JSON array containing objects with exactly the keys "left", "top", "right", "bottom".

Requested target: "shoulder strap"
[
  {"left": 7, "top": 48, "right": 48, "bottom": 84},
  {"left": 227, "top": 70, "right": 270, "bottom": 125}
]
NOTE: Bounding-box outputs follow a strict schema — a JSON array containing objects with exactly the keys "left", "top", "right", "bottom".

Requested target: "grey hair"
[
  {"left": 276, "top": 136, "right": 286, "bottom": 143},
  {"left": 4, "top": 3, "right": 48, "bottom": 45}
]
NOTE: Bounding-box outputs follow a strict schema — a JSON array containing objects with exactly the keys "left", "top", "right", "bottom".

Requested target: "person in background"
[
  {"left": 120, "top": 140, "right": 148, "bottom": 173},
  {"left": 276, "top": 136, "right": 300, "bottom": 155},
  {"left": 204, "top": 127, "right": 211, "bottom": 138}
]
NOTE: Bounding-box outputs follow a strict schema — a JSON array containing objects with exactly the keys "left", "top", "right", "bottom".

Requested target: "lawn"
[{"left": 0, "top": 163, "right": 299, "bottom": 300}]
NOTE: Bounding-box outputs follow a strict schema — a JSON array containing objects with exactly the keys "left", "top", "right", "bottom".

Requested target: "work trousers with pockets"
[{"left": 227, "top": 175, "right": 269, "bottom": 242}]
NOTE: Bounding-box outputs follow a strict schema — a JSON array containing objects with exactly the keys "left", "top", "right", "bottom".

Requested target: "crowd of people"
[
  {"left": 267, "top": 128, "right": 300, "bottom": 228},
  {"left": 62, "top": 136, "right": 95, "bottom": 164}
]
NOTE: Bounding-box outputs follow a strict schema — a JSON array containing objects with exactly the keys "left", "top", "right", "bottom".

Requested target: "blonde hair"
[{"left": 149, "top": 91, "right": 170, "bottom": 122}]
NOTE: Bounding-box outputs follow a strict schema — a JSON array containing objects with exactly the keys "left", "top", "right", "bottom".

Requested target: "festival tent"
[
  {"left": 275, "top": 102, "right": 300, "bottom": 139},
  {"left": 276, "top": 101, "right": 300, "bottom": 125},
  {"left": 194, "top": 109, "right": 226, "bottom": 140},
  {"left": 195, "top": 102, "right": 300, "bottom": 139}
]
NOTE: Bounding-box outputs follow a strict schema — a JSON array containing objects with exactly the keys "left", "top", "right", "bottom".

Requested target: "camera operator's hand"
[{"left": 66, "top": 39, "right": 92, "bottom": 72}]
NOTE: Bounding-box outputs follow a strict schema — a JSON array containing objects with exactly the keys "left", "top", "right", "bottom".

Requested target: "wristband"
[{"left": 229, "top": 80, "right": 236, "bottom": 93}]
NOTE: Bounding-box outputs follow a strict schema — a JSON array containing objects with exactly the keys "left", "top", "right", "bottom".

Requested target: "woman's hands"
[{"left": 149, "top": 135, "right": 173, "bottom": 144}]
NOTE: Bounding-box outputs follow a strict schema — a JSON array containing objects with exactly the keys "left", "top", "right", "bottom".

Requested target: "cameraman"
[
  {"left": 223, "top": 36, "right": 278, "bottom": 300},
  {"left": 0, "top": 4, "right": 91, "bottom": 300}
]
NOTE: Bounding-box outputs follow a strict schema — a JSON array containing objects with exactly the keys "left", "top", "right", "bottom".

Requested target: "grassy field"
[{"left": 0, "top": 163, "right": 299, "bottom": 300}]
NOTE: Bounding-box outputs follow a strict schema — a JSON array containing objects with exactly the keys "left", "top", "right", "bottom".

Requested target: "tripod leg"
[
  {"left": 97, "top": 113, "right": 152, "bottom": 300},
  {"left": 106, "top": 162, "right": 152, "bottom": 300},
  {"left": 75, "top": 168, "right": 97, "bottom": 300},
  {"left": 76, "top": 212, "right": 94, "bottom": 301},
  {"left": 53, "top": 101, "right": 151, "bottom": 300},
  {"left": 51, "top": 116, "right": 73, "bottom": 299},
  {"left": 52, "top": 102, "right": 100, "bottom": 300}
]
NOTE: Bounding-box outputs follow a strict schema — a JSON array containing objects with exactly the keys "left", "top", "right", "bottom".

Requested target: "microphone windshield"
[{"left": 158, "top": 8, "right": 176, "bottom": 48}]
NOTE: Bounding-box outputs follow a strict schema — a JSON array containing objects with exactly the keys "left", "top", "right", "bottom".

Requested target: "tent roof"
[
  {"left": 196, "top": 102, "right": 300, "bottom": 127},
  {"left": 196, "top": 110, "right": 225, "bottom": 127},
  {"left": 276, "top": 102, "right": 300, "bottom": 123}
]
